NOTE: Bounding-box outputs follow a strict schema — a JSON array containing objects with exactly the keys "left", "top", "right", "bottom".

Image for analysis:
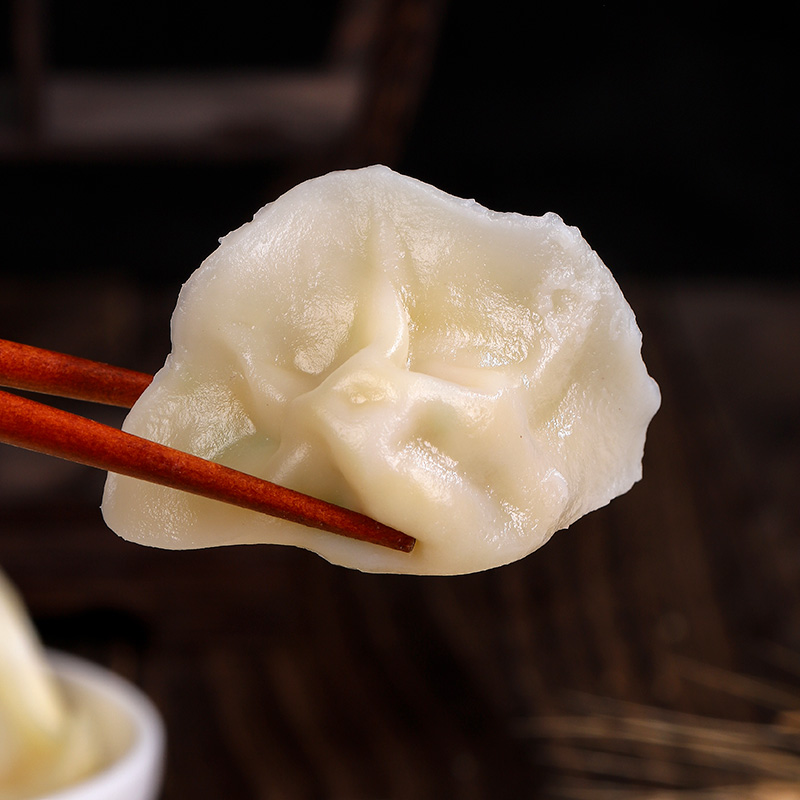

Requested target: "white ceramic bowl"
[{"left": 36, "top": 650, "right": 166, "bottom": 800}]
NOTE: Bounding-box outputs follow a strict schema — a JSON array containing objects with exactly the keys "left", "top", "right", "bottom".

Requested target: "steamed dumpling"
[
  {"left": 0, "top": 569, "right": 104, "bottom": 797},
  {"left": 102, "top": 166, "right": 660, "bottom": 575}
]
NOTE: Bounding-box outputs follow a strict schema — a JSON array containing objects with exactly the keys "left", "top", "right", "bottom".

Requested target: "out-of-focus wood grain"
[{"left": 1, "top": 276, "right": 798, "bottom": 798}]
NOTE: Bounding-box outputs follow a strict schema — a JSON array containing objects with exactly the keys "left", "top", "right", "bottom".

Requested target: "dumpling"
[
  {"left": 101, "top": 166, "right": 660, "bottom": 575},
  {"left": 0, "top": 569, "right": 104, "bottom": 796}
]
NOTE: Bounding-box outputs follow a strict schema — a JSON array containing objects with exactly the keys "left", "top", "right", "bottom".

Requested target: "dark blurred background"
[
  {"left": 2, "top": 3, "right": 799, "bottom": 798},
  {"left": 1, "top": 1, "right": 794, "bottom": 284}
]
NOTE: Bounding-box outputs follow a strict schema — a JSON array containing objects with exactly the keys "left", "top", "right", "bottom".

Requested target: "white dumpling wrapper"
[{"left": 102, "top": 166, "right": 660, "bottom": 575}]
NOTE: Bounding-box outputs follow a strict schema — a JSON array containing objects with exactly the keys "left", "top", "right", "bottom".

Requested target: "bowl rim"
[{"left": 36, "top": 649, "right": 165, "bottom": 800}]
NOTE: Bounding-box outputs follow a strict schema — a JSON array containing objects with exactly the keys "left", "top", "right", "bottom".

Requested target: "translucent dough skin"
[{"left": 102, "top": 166, "right": 660, "bottom": 574}]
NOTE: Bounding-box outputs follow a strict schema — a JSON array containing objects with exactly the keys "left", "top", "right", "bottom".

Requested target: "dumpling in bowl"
[
  {"left": 102, "top": 166, "right": 660, "bottom": 575},
  {"left": 0, "top": 569, "right": 104, "bottom": 796}
]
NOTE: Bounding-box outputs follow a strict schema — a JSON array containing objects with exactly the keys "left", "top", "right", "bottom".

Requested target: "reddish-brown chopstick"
[
  {"left": 0, "top": 341, "right": 415, "bottom": 553},
  {"left": 0, "top": 338, "right": 152, "bottom": 407}
]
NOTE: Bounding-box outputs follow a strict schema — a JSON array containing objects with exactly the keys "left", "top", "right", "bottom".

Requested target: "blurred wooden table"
[{"left": 1, "top": 276, "right": 799, "bottom": 798}]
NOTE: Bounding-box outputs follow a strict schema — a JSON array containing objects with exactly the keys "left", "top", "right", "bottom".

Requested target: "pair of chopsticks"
[{"left": 0, "top": 338, "right": 415, "bottom": 553}]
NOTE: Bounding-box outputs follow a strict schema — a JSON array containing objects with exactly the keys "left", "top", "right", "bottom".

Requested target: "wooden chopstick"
[
  {"left": 0, "top": 338, "right": 152, "bottom": 407},
  {"left": 0, "top": 340, "right": 415, "bottom": 553}
]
